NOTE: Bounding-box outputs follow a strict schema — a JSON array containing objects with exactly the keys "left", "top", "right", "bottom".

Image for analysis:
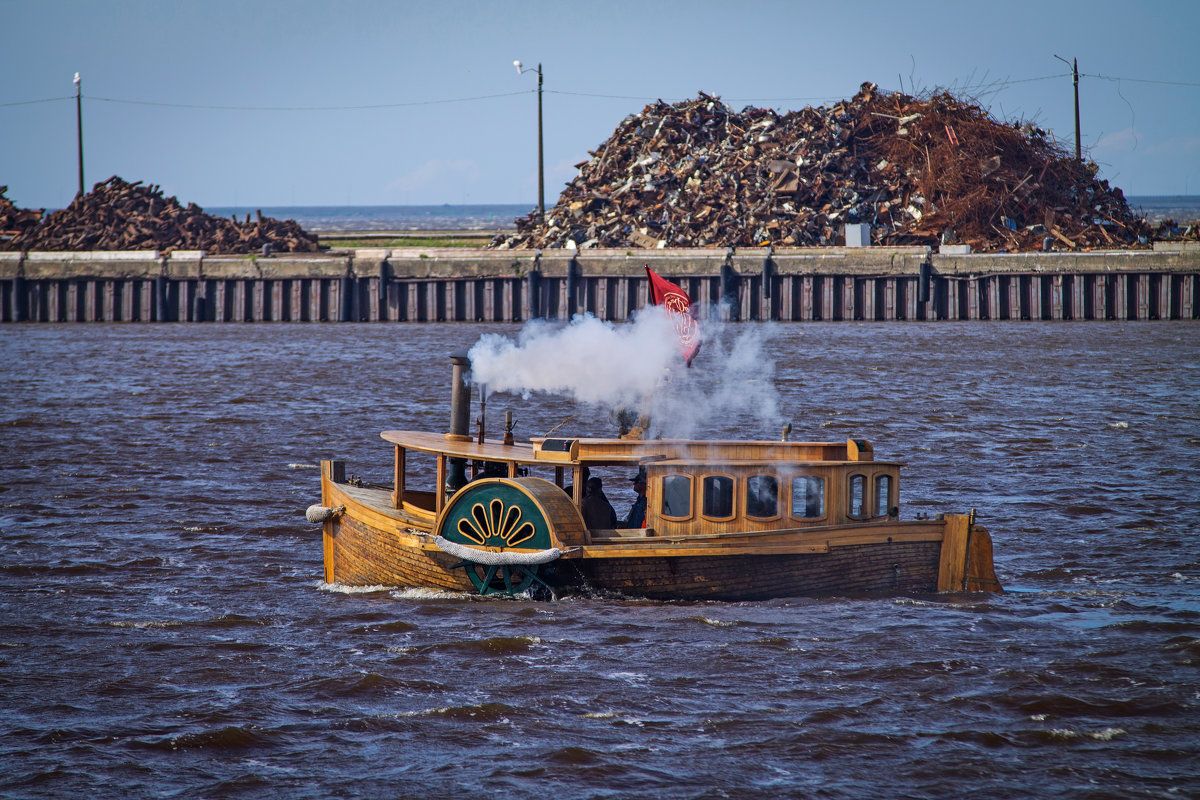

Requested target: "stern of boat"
[{"left": 938, "top": 512, "right": 1003, "bottom": 593}]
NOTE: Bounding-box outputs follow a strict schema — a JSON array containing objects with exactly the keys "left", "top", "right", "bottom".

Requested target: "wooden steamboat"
[{"left": 310, "top": 354, "right": 1002, "bottom": 600}]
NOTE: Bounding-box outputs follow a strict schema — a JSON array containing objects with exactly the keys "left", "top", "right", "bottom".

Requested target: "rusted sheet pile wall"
[{"left": 2, "top": 246, "right": 1197, "bottom": 323}]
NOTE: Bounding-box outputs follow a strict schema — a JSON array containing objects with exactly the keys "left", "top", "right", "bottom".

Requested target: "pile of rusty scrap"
[
  {"left": 1150, "top": 218, "right": 1200, "bottom": 243},
  {"left": 0, "top": 177, "right": 321, "bottom": 254},
  {"left": 0, "top": 186, "right": 44, "bottom": 242},
  {"left": 493, "top": 83, "right": 1152, "bottom": 253}
]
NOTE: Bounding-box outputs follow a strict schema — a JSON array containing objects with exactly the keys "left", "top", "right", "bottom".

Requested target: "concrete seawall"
[{"left": 2, "top": 243, "right": 1197, "bottom": 323}]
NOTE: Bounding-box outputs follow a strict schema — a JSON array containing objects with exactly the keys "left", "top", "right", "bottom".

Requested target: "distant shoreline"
[
  {"left": 202, "top": 198, "right": 1199, "bottom": 234},
  {"left": 207, "top": 203, "right": 528, "bottom": 234},
  {"left": 315, "top": 230, "right": 501, "bottom": 248},
  {"left": 21, "top": 198, "right": 1196, "bottom": 236}
]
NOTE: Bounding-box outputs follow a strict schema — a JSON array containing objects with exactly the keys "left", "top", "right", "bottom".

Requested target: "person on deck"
[
  {"left": 620, "top": 469, "right": 647, "bottom": 528},
  {"left": 581, "top": 476, "right": 618, "bottom": 529}
]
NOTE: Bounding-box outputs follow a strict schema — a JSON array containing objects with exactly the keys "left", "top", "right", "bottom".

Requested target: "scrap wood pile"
[
  {"left": 0, "top": 177, "right": 321, "bottom": 254},
  {"left": 493, "top": 83, "right": 1155, "bottom": 253}
]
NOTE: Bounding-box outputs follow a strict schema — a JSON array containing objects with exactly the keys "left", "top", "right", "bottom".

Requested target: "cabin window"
[
  {"left": 746, "top": 475, "right": 779, "bottom": 519},
  {"left": 875, "top": 475, "right": 892, "bottom": 516},
  {"left": 702, "top": 475, "right": 735, "bottom": 519},
  {"left": 848, "top": 474, "right": 867, "bottom": 518},
  {"left": 792, "top": 476, "right": 825, "bottom": 519},
  {"left": 661, "top": 474, "right": 693, "bottom": 519}
]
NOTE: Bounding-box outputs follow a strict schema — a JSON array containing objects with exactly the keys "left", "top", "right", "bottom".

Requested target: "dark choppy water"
[{"left": 2, "top": 321, "right": 1198, "bottom": 799}]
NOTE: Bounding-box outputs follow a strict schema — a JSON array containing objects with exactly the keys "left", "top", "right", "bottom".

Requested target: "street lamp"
[
  {"left": 513, "top": 59, "right": 544, "bottom": 221},
  {"left": 74, "top": 72, "right": 84, "bottom": 198}
]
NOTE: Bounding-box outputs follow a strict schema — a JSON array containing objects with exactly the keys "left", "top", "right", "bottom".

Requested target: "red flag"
[{"left": 645, "top": 266, "right": 701, "bottom": 366}]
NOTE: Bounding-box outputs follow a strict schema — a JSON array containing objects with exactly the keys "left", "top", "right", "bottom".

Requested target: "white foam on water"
[
  {"left": 389, "top": 586, "right": 470, "bottom": 600},
  {"left": 316, "top": 581, "right": 392, "bottom": 595}
]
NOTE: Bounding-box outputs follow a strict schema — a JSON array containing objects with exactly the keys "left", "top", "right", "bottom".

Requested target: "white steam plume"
[
  {"left": 647, "top": 318, "right": 783, "bottom": 439},
  {"left": 468, "top": 307, "right": 785, "bottom": 440},
  {"left": 468, "top": 308, "right": 680, "bottom": 408}
]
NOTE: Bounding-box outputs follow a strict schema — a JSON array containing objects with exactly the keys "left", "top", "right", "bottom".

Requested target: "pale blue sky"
[{"left": 3, "top": 0, "right": 1198, "bottom": 211}]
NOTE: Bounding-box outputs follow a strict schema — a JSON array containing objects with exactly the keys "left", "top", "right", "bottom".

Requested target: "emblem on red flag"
[{"left": 645, "top": 266, "right": 701, "bottom": 366}]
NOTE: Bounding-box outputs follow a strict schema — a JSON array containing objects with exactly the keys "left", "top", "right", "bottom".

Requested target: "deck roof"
[
  {"left": 381, "top": 430, "right": 882, "bottom": 466},
  {"left": 382, "top": 430, "right": 540, "bottom": 462}
]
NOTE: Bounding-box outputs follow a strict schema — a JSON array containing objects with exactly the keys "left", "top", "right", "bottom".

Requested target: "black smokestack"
[
  {"left": 447, "top": 353, "right": 471, "bottom": 492},
  {"left": 448, "top": 353, "right": 472, "bottom": 441}
]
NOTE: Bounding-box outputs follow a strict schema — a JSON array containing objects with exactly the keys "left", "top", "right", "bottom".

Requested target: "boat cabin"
[{"left": 381, "top": 431, "right": 901, "bottom": 542}]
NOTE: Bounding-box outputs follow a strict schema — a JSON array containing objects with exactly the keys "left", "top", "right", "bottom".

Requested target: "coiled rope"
[{"left": 432, "top": 536, "right": 575, "bottom": 565}]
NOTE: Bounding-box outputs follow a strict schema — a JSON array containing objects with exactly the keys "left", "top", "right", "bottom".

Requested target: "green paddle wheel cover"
[
  {"left": 441, "top": 480, "right": 554, "bottom": 551},
  {"left": 440, "top": 480, "right": 557, "bottom": 596}
]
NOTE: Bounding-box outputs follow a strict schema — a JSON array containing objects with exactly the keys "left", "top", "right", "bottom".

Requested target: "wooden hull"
[
  {"left": 572, "top": 542, "right": 943, "bottom": 600},
  {"left": 325, "top": 512, "right": 478, "bottom": 593},
  {"left": 320, "top": 473, "right": 1000, "bottom": 600}
]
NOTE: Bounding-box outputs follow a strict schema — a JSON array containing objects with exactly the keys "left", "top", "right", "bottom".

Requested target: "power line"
[
  {"left": 946, "top": 73, "right": 1068, "bottom": 93},
  {"left": 0, "top": 95, "right": 73, "bottom": 107},
  {"left": 86, "top": 89, "right": 532, "bottom": 111},
  {"left": 549, "top": 89, "right": 845, "bottom": 103},
  {"left": 1, "top": 90, "right": 531, "bottom": 111},
  {"left": 2, "top": 70, "right": 1196, "bottom": 113},
  {"left": 1084, "top": 73, "right": 1200, "bottom": 88},
  {"left": 547, "top": 89, "right": 662, "bottom": 101}
]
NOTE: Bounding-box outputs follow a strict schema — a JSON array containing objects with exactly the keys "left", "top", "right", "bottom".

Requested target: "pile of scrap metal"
[
  {"left": 0, "top": 177, "right": 321, "bottom": 254},
  {"left": 492, "top": 83, "right": 1155, "bottom": 253},
  {"left": 1148, "top": 218, "right": 1200, "bottom": 243},
  {"left": 0, "top": 186, "right": 44, "bottom": 243}
]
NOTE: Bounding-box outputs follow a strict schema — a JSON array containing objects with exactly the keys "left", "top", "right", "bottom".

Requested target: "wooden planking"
[
  {"left": 937, "top": 513, "right": 971, "bottom": 591},
  {"left": 579, "top": 540, "right": 942, "bottom": 600},
  {"left": 328, "top": 513, "right": 476, "bottom": 591},
  {"left": 964, "top": 525, "right": 1003, "bottom": 592}
]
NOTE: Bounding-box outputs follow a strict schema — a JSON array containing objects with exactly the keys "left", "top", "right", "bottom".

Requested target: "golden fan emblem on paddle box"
[{"left": 457, "top": 498, "right": 536, "bottom": 547}]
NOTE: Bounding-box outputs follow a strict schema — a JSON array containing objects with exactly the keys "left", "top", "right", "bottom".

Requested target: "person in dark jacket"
[
  {"left": 581, "top": 476, "right": 618, "bottom": 529},
  {"left": 620, "top": 469, "right": 647, "bottom": 528}
]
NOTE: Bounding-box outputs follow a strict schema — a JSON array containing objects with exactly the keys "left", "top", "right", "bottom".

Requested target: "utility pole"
[
  {"left": 74, "top": 72, "right": 85, "bottom": 197},
  {"left": 536, "top": 62, "right": 544, "bottom": 221},
  {"left": 513, "top": 60, "right": 545, "bottom": 221},
  {"left": 1054, "top": 55, "right": 1081, "bottom": 161},
  {"left": 1071, "top": 57, "right": 1081, "bottom": 162}
]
